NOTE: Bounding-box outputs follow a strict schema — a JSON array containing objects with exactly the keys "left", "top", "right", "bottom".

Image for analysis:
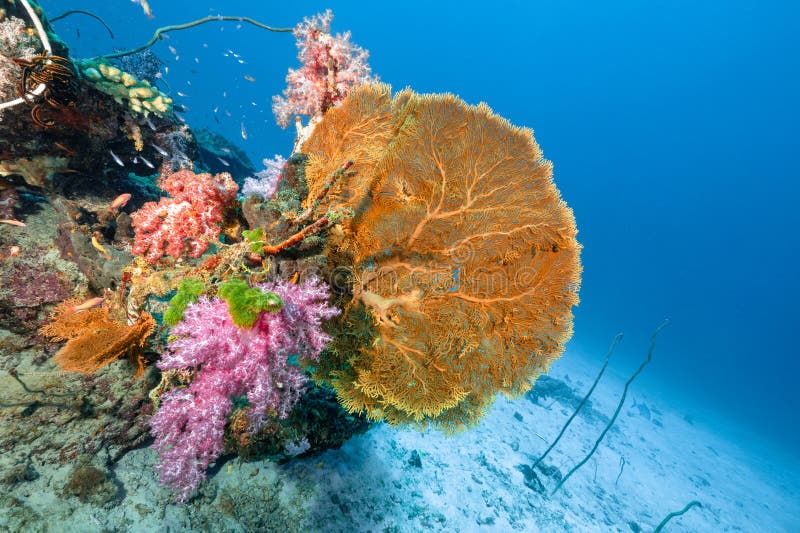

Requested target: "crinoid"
[{"left": 13, "top": 54, "right": 78, "bottom": 127}]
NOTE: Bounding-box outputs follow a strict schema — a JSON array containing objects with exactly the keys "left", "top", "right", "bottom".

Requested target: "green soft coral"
[
  {"left": 218, "top": 278, "right": 283, "bottom": 328},
  {"left": 164, "top": 277, "right": 205, "bottom": 326},
  {"left": 242, "top": 228, "right": 266, "bottom": 254}
]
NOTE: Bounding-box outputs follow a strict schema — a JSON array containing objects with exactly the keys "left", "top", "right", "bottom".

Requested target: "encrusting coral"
[
  {"left": 0, "top": 15, "right": 39, "bottom": 105},
  {"left": 74, "top": 57, "right": 173, "bottom": 117},
  {"left": 39, "top": 298, "right": 156, "bottom": 375},
  {"left": 303, "top": 83, "right": 582, "bottom": 431}
]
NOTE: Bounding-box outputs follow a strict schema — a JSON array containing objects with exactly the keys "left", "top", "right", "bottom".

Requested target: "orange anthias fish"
[
  {"left": 132, "top": 0, "right": 154, "bottom": 19},
  {"left": 107, "top": 193, "right": 132, "bottom": 212},
  {"left": 91, "top": 236, "right": 112, "bottom": 261},
  {"left": 0, "top": 219, "right": 25, "bottom": 227},
  {"left": 70, "top": 297, "right": 104, "bottom": 313}
]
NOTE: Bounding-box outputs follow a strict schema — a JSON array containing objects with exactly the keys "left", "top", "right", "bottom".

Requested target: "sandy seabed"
[{"left": 2, "top": 346, "right": 798, "bottom": 532}]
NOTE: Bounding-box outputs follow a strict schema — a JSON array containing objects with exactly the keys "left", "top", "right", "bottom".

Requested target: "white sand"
[{"left": 4, "top": 346, "right": 798, "bottom": 532}]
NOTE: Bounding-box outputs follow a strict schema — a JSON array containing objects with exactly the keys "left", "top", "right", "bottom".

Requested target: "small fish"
[
  {"left": 194, "top": 57, "right": 200, "bottom": 64},
  {"left": 168, "top": 45, "right": 178, "bottom": 56},
  {"left": 107, "top": 193, "right": 132, "bottom": 211},
  {"left": 223, "top": 91, "right": 227, "bottom": 98},
  {"left": 202, "top": 43, "right": 208, "bottom": 48},
  {"left": 109, "top": 150, "right": 124, "bottom": 167},
  {"left": 220, "top": 147, "right": 231, "bottom": 153},
  {"left": 151, "top": 143, "right": 168, "bottom": 156},
  {"left": 132, "top": 156, "right": 139, "bottom": 164},
  {"left": 213, "top": 106, "right": 219, "bottom": 113},
  {"left": 165, "top": 66, "right": 169, "bottom": 75},
  {"left": 131, "top": 0, "right": 153, "bottom": 19},
  {"left": 217, "top": 157, "right": 230, "bottom": 167},
  {"left": 71, "top": 297, "right": 104, "bottom": 313},
  {"left": 144, "top": 116, "right": 156, "bottom": 131},
  {"left": 237, "top": 59, "right": 245, "bottom": 64},
  {"left": 0, "top": 219, "right": 25, "bottom": 227},
  {"left": 177, "top": 91, "right": 188, "bottom": 97},
  {"left": 240, "top": 121, "right": 248, "bottom": 140},
  {"left": 91, "top": 236, "right": 112, "bottom": 261},
  {"left": 140, "top": 155, "right": 155, "bottom": 169},
  {"left": 54, "top": 142, "right": 76, "bottom": 156},
  {"left": 225, "top": 110, "right": 232, "bottom": 117},
  {"left": 155, "top": 71, "right": 163, "bottom": 79},
  {"left": 244, "top": 74, "right": 256, "bottom": 83}
]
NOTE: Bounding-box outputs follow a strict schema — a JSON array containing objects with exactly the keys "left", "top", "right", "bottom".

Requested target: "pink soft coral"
[
  {"left": 149, "top": 277, "right": 340, "bottom": 502},
  {"left": 272, "top": 9, "right": 376, "bottom": 129},
  {"left": 130, "top": 169, "right": 238, "bottom": 264}
]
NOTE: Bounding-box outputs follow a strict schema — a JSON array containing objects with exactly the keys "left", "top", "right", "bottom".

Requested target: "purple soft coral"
[
  {"left": 149, "top": 277, "right": 340, "bottom": 502},
  {"left": 241, "top": 155, "right": 286, "bottom": 200}
]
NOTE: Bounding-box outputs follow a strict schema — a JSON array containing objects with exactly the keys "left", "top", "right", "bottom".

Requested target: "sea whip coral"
[
  {"left": 130, "top": 168, "right": 238, "bottom": 264},
  {"left": 150, "top": 278, "right": 339, "bottom": 502}
]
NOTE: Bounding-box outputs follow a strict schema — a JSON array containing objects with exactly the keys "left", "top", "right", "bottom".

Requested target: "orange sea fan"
[
  {"left": 303, "top": 84, "right": 582, "bottom": 431},
  {"left": 39, "top": 299, "right": 156, "bottom": 375}
]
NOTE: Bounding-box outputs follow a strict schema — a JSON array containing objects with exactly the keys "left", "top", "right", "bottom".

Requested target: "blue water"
[{"left": 47, "top": 0, "right": 800, "bottom": 454}]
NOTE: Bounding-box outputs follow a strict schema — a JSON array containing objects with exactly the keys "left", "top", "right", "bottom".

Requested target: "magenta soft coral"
[
  {"left": 272, "top": 9, "right": 376, "bottom": 128},
  {"left": 149, "top": 277, "right": 340, "bottom": 502},
  {"left": 130, "top": 169, "right": 238, "bottom": 264}
]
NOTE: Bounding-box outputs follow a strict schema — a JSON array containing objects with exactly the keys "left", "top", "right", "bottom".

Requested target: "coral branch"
[
  {"left": 99, "top": 16, "right": 292, "bottom": 60},
  {"left": 50, "top": 10, "right": 115, "bottom": 39},
  {"left": 295, "top": 159, "right": 353, "bottom": 223},
  {"left": 262, "top": 215, "right": 329, "bottom": 255}
]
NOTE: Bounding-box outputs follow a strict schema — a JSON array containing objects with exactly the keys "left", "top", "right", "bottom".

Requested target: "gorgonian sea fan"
[
  {"left": 303, "top": 84, "right": 582, "bottom": 432},
  {"left": 149, "top": 277, "right": 339, "bottom": 502}
]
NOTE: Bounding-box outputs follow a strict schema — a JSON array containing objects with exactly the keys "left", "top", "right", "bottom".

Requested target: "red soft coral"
[{"left": 131, "top": 169, "right": 238, "bottom": 264}]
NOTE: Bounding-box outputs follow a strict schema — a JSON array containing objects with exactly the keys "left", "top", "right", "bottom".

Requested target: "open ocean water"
[{"left": 0, "top": 1, "right": 797, "bottom": 531}]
